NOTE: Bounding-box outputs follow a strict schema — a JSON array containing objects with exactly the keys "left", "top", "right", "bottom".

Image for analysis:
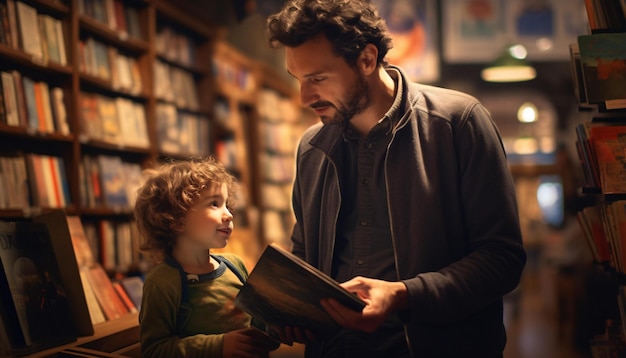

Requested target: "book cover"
[
  {"left": 80, "top": 93, "right": 103, "bottom": 141},
  {"left": 97, "top": 155, "right": 128, "bottom": 208},
  {"left": 84, "top": 264, "right": 129, "bottom": 321},
  {"left": 78, "top": 269, "right": 106, "bottom": 325},
  {"left": 54, "top": 18, "right": 66, "bottom": 66},
  {"left": 21, "top": 76, "right": 39, "bottom": 131},
  {"left": 0, "top": 71, "right": 19, "bottom": 126},
  {"left": 590, "top": 125, "right": 626, "bottom": 194},
  {"left": 578, "top": 33, "right": 626, "bottom": 109},
  {"left": 54, "top": 156, "right": 71, "bottom": 206},
  {"left": 99, "top": 220, "right": 116, "bottom": 271},
  {"left": 15, "top": 1, "right": 43, "bottom": 59},
  {"left": 42, "top": 14, "right": 60, "bottom": 64},
  {"left": 155, "top": 103, "right": 180, "bottom": 153},
  {"left": 38, "top": 81, "right": 55, "bottom": 133},
  {"left": 131, "top": 101, "right": 149, "bottom": 148},
  {"left": 96, "top": 95, "right": 120, "bottom": 144},
  {"left": 45, "top": 155, "right": 64, "bottom": 207},
  {"left": 112, "top": 281, "right": 137, "bottom": 313},
  {"left": 119, "top": 276, "right": 143, "bottom": 310},
  {"left": 33, "top": 210, "right": 95, "bottom": 336},
  {"left": 50, "top": 87, "right": 69, "bottom": 135},
  {"left": 38, "top": 154, "right": 59, "bottom": 208},
  {"left": 24, "top": 154, "right": 49, "bottom": 207},
  {"left": 33, "top": 81, "right": 49, "bottom": 133},
  {"left": 5, "top": 0, "right": 18, "bottom": 50},
  {"left": 234, "top": 244, "right": 365, "bottom": 338},
  {"left": 124, "top": 6, "right": 141, "bottom": 39},
  {"left": 11, "top": 71, "right": 28, "bottom": 128},
  {"left": 0, "top": 221, "right": 77, "bottom": 354},
  {"left": 36, "top": 15, "right": 49, "bottom": 63}
]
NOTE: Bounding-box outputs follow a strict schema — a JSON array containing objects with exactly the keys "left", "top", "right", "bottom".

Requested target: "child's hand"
[
  {"left": 222, "top": 328, "right": 280, "bottom": 357},
  {"left": 272, "top": 326, "right": 317, "bottom": 346}
]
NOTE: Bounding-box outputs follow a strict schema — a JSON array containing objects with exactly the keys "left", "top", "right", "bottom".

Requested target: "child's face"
[{"left": 180, "top": 183, "right": 234, "bottom": 250}]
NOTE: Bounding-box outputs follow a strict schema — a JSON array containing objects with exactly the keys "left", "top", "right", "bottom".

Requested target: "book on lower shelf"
[
  {"left": 589, "top": 124, "right": 626, "bottom": 194},
  {"left": 119, "top": 276, "right": 143, "bottom": 311},
  {"left": 84, "top": 264, "right": 130, "bottom": 321},
  {"left": 234, "top": 244, "right": 366, "bottom": 339},
  {"left": 0, "top": 221, "right": 77, "bottom": 356},
  {"left": 33, "top": 210, "right": 96, "bottom": 336}
]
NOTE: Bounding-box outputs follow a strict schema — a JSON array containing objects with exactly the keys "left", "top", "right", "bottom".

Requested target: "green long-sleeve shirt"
[{"left": 139, "top": 254, "right": 250, "bottom": 357}]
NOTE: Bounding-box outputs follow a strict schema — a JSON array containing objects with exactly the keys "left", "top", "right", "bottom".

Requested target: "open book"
[{"left": 234, "top": 244, "right": 365, "bottom": 339}]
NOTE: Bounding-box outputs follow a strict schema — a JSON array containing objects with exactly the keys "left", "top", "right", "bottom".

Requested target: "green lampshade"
[{"left": 481, "top": 45, "right": 536, "bottom": 82}]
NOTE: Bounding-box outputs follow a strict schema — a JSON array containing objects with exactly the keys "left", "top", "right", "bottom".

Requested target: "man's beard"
[{"left": 317, "top": 74, "right": 370, "bottom": 126}]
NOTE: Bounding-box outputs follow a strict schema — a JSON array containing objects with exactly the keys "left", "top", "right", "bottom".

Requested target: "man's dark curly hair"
[{"left": 267, "top": 0, "right": 393, "bottom": 66}]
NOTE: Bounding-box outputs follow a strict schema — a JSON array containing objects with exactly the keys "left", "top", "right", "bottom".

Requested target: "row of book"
[
  {"left": 78, "top": 0, "right": 142, "bottom": 40},
  {"left": 259, "top": 152, "right": 295, "bottom": 184},
  {"left": 575, "top": 122, "right": 626, "bottom": 194},
  {"left": 155, "top": 103, "right": 210, "bottom": 156},
  {"left": 584, "top": 0, "right": 626, "bottom": 31},
  {"left": 0, "top": 154, "right": 69, "bottom": 210},
  {"left": 154, "top": 60, "right": 199, "bottom": 111},
  {"left": 578, "top": 201, "right": 626, "bottom": 274},
  {"left": 0, "top": 1, "right": 67, "bottom": 65},
  {"left": 79, "top": 37, "right": 143, "bottom": 95},
  {"left": 213, "top": 55, "right": 255, "bottom": 92},
  {"left": 79, "top": 154, "right": 144, "bottom": 210},
  {"left": 80, "top": 92, "right": 149, "bottom": 148},
  {"left": 64, "top": 213, "right": 144, "bottom": 324},
  {"left": 80, "top": 218, "right": 143, "bottom": 275},
  {"left": 0, "top": 70, "right": 69, "bottom": 134},
  {"left": 0, "top": 211, "right": 145, "bottom": 356},
  {"left": 258, "top": 89, "right": 300, "bottom": 124},
  {"left": 0, "top": 152, "right": 148, "bottom": 212},
  {"left": 155, "top": 26, "right": 196, "bottom": 67},
  {"left": 570, "top": 32, "right": 626, "bottom": 110}
]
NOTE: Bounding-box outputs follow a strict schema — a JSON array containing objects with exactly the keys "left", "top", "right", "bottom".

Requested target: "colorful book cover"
[
  {"left": 235, "top": 244, "right": 365, "bottom": 339},
  {"left": 85, "top": 265, "right": 129, "bottom": 321},
  {"left": 119, "top": 276, "right": 143, "bottom": 310},
  {"left": 0, "top": 221, "right": 77, "bottom": 354},
  {"left": 590, "top": 125, "right": 626, "bottom": 194},
  {"left": 97, "top": 155, "right": 128, "bottom": 208},
  {"left": 33, "top": 210, "right": 96, "bottom": 336},
  {"left": 578, "top": 33, "right": 626, "bottom": 108},
  {"left": 21, "top": 76, "right": 39, "bottom": 131}
]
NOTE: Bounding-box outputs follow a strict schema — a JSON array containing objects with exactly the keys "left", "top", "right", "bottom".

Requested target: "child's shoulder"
[
  {"left": 214, "top": 253, "right": 247, "bottom": 274},
  {"left": 144, "top": 261, "right": 181, "bottom": 288},
  {"left": 215, "top": 252, "right": 244, "bottom": 264}
]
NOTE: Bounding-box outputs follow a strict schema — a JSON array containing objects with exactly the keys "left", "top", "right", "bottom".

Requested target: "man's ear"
[{"left": 358, "top": 44, "right": 379, "bottom": 75}]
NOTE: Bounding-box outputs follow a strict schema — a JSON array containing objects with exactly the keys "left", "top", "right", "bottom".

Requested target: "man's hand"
[{"left": 321, "top": 276, "right": 409, "bottom": 333}]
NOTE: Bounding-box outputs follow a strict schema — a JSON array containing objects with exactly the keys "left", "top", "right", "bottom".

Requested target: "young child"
[{"left": 134, "top": 157, "right": 279, "bottom": 357}]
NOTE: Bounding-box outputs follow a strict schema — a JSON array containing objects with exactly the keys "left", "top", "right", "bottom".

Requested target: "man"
[{"left": 266, "top": 0, "right": 526, "bottom": 356}]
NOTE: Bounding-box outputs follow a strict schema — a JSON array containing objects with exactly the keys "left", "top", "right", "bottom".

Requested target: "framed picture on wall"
[
  {"left": 371, "top": 0, "right": 440, "bottom": 83},
  {"left": 443, "top": 0, "right": 588, "bottom": 63},
  {"left": 443, "top": 0, "right": 506, "bottom": 63}
]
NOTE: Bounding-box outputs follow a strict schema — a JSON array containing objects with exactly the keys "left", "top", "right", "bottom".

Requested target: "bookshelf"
[
  {"left": 569, "top": 1, "right": 626, "bottom": 355},
  {"left": 0, "top": 0, "right": 221, "bottom": 275},
  {"left": 253, "top": 62, "right": 316, "bottom": 251},
  {"left": 209, "top": 39, "right": 263, "bottom": 270},
  {"left": 0, "top": 0, "right": 274, "bottom": 356}
]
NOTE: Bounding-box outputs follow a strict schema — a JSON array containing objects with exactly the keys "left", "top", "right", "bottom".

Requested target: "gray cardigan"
[{"left": 290, "top": 67, "right": 526, "bottom": 356}]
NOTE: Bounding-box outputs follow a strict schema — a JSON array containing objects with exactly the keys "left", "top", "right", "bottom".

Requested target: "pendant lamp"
[{"left": 481, "top": 44, "right": 536, "bottom": 82}]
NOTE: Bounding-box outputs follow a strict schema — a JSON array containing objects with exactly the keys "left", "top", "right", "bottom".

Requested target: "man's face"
[{"left": 285, "top": 35, "right": 370, "bottom": 125}]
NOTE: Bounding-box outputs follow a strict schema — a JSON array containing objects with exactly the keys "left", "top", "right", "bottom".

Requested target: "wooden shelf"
[{"left": 29, "top": 313, "right": 140, "bottom": 358}]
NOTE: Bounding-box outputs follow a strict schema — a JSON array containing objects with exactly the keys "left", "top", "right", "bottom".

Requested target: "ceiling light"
[
  {"left": 517, "top": 102, "right": 538, "bottom": 123},
  {"left": 481, "top": 45, "right": 537, "bottom": 82}
]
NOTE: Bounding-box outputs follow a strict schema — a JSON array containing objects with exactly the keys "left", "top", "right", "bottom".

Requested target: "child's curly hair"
[{"left": 133, "top": 157, "right": 237, "bottom": 261}]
